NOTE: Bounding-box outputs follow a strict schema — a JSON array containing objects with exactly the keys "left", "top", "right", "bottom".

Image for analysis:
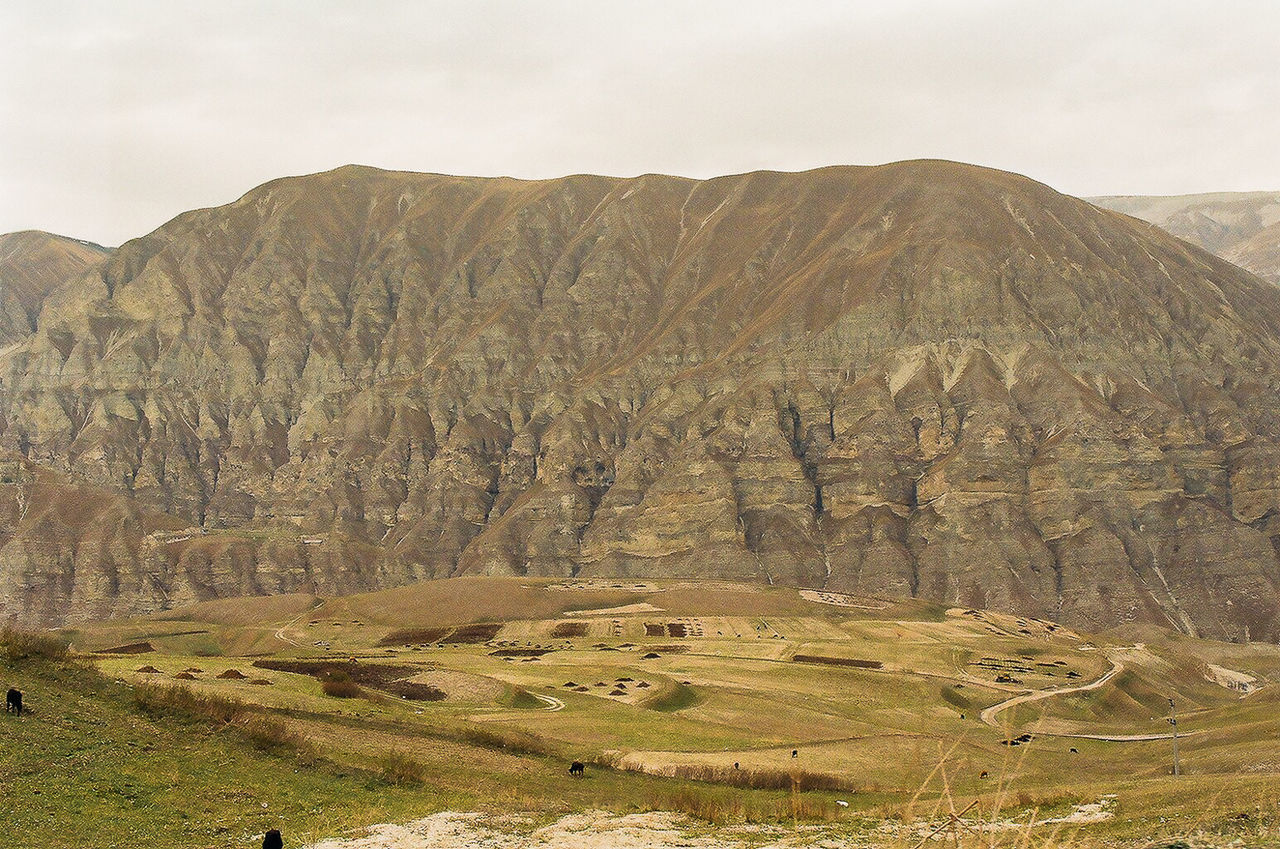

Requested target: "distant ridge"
[{"left": 1091, "top": 191, "right": 1280, "bottom": 283}]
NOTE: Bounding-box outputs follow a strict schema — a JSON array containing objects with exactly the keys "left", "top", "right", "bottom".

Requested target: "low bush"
[
  {"left": 239, "top": 715, "right": 305, "bottom": 752},
  {"left": 940, "top": 686, "right": 972, "bottom": 710},
  {"left": 0, "top": 628, "right": 70, "bottom": 662},
  {"left": 133, "top": 682, "right": 309, "bottom": 756},
  {"left": 133, "top": 682, "right": 244, "bottom": 724},
  {"left": 664, "top": 763, "right": 855, "bottom": 792},
  {"left": 320, "top": 670, "right": 362, "bottom": 698},
  {"left": 377, "top": 751, "right": 427, "bottom": 785}
]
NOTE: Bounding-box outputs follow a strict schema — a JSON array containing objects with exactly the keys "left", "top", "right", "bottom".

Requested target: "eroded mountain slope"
[
  {"left": 3, "top": 162, "right": 1280, "bottom": 638},
  {"left": 0, "top": 230, "right": 109, "bottom": 347}
]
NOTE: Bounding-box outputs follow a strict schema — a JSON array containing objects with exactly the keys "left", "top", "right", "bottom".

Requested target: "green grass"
[
  {"left": 647, "top": 681, "right": 701, "bottom": 712},
  {"left": 41, "top": 578, "right": 1280, "bottom": 846},
  {"left": 0, "top": 658, "right": 440, "bottom": 848},
  {"left": 498, "top": 685, "right": 544, "bottom": 709}
]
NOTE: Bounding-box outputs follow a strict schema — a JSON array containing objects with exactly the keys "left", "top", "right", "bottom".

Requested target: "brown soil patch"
[
  {"left": 99, "top": 641, "right": 155, "bottom": 654},
  {"left": 550, "top": 621, "right": 589, "bottom": 638},
  {"left": 792, "top": 655, "right": 882, "bottom": 669}
]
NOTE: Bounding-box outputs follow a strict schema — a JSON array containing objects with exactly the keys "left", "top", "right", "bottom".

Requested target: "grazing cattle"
[
  {"left": 262, "top": 829, "right": 283, "bottom": 849},
  {"left": 791, "top": 749, "right": 798, "bottom": 758},
  {"left": 733, "top": 762, "right": 740, "bottom": 770},
  {"left": 569, "top": 761, "right": 585, "bottom": 776},
  {"left": 979, "top": 770, "right": 989, "bottom": 779},
  {"left": 1070, "top": 747, "right": 1078, "bottom": 754},
  {"left": 5, "top": 688, "right": 20, "bottom": 715}
]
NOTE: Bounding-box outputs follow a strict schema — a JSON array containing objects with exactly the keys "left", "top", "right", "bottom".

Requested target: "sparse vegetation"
[
  {"left": 0, "top": 627, "right": 70, "bottom": 661},
  {"left": 644, "top": 783, "right": 838, "bottom": 825}
]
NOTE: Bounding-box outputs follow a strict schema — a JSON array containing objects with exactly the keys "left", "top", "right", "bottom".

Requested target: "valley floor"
[{"left": 9, "top": 578, "right": 1280, "bottom": 847}]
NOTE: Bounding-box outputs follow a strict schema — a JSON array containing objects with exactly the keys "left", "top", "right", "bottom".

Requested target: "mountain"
[
  {"left": 2, "top": 161, "right": 1280, "bottom": 640},
  {"left": 0, "top": 230, "right": 109, "bottom": 346},
  {"left": 1091, "top": 192, "right": 1280, "bottom": 284}
]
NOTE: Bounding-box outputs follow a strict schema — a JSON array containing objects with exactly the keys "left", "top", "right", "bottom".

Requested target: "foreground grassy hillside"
[{"left": 9, "top": 579, "right": 1280, "bottom": 846}]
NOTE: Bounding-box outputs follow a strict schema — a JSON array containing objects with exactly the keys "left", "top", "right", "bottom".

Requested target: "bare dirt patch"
[
  {"left": 97, "top": 641, "right": 155, "bottom": 654},
  {"left": 252, "top": 659, "right": 446, "bottom": 701},
  {"left": 793, "top": 655, "right": 882, "bottom": 670}
]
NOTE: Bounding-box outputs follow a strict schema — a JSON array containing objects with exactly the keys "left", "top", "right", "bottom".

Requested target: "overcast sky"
[{"left": 2, "top": 1, "right": 1278, "bottom": 246}]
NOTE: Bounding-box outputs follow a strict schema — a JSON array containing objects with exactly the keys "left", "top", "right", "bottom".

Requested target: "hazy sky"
[{"left": 3, "top": 1, "right": 1278, "bottom": 246}]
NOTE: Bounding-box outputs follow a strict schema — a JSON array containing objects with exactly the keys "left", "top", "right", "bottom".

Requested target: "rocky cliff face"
[
  {"left": 1091, "top": 192, "right": 1280, "bottom": 284},
  {"left": 3, "top": 161, "right": 1280, "bottom": 639},
  {"left": 0, "top": 231, "right": 109, "bottom": 347}
]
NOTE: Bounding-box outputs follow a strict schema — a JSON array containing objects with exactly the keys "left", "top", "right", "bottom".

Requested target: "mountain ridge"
[
  {"left": 0, "top": 229, "right": 110, "bottom": 346},
  {"left": 1090, "top": 191, "right": 1280, "bottom": 283},
  {"left": 2, "top": 160, "right": 1280, "bottom": 640}
]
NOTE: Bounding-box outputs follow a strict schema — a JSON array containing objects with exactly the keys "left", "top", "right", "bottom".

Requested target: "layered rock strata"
[{"left": 1, "top": 162, "right": 1279, "bottom": 639}]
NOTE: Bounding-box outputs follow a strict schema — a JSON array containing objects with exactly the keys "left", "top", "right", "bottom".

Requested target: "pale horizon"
[{"left": 3, "top": 0, "right": 1278, "bottom": 246}]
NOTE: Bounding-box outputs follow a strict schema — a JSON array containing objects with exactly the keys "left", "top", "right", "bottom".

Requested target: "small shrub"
[
  {"left": 239, "top": 715, "right": 304, "bottom": 752},
  {"left": 98, "top": 641, "right": 154, "bottom": 655},
  {"left": 0, "top": 628, "right": 70, "bottom": 662},
  {"left": 457, "top": 724, "right": 551, "bottom": 756},
  {"left": 133, "top": 683, "right": 308, "bottom": 755},
  {"left": 321, "top": 677, "right": 362, "bottom": 698},
  {"left": 378, "top": 751, "right": 427, "bottom": 785}
]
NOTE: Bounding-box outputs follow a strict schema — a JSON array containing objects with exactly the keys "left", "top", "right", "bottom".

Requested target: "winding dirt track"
[
  {"left": 273, "top": 600, "right": 324, "bottom": 649},
  {"left": 980, "top": 653, "right": 1182, "bottom": 742},
  {"left": 979, "top": 657, "right": 1124, "bottom": 728}
]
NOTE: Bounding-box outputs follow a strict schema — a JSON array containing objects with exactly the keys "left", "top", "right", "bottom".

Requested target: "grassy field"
[{"left": 7, "top": 579, "right": 1280, "bottom": 847}]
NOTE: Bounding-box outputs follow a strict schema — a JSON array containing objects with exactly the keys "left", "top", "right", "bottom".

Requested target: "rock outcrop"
[{"left": 3, "top": 161, "right": 1280, "bottom": 639}]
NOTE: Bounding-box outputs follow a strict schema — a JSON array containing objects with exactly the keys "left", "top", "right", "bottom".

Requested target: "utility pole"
[{"left": 1168, "top": 697, "right": 1180, "bottom": 776}]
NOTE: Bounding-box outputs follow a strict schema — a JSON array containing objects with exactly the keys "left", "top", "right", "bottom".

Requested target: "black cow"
[
  {"left": 262, "top": 829, "right": 283, "bottom": 849},
  {"left": 569, "top": 761, "right": 585, "bottom": 776},
  {"left": 791, "top": 749, "right": 798, "bottom": 758},
  {"left": 5, "top": 688, "right": 20, "bottom": 715}
]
